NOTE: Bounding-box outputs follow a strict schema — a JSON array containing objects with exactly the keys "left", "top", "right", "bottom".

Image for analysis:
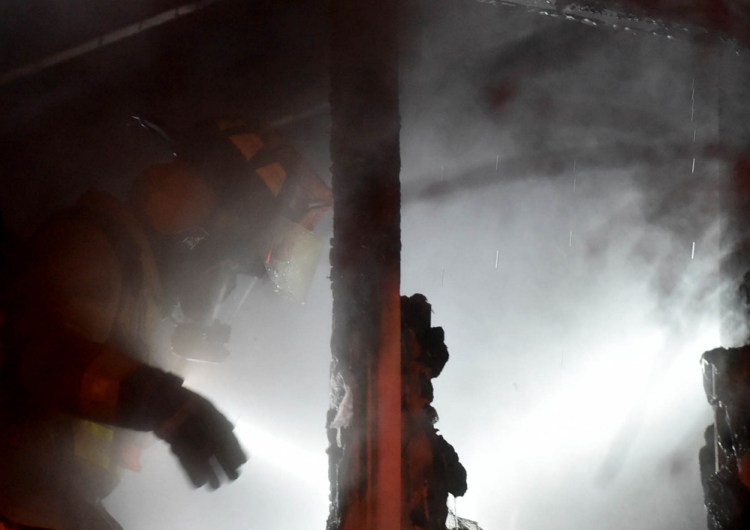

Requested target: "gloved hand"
[
  {"left": 155, "top": 389, "right": 248, "bottom": 489},
  {"left": 117, "top": 366, "right": 247, "bottom": 489}
]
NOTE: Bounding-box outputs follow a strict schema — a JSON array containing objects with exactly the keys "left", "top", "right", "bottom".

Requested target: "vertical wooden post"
[
  {"left": 328, "top": 0, "right": 402, "bottom": 529},
  {"left": 718, "top": 40, "right": 750, "bottom": 346}
]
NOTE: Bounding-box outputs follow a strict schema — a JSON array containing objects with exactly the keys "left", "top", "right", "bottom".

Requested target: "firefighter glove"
[{"left": 156, "top": 388, "right": 247, "bottom": 489}]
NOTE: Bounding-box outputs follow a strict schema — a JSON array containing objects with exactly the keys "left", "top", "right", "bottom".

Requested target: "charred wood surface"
[{"left": 328, "top": 0, "right": 402, "bottom": 528}]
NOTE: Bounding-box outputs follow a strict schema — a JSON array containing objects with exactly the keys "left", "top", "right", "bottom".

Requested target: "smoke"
[
  {"left": 401, "top": 170, "right": 718, "bottom": 529},
  {"left": 3, "top": 1, "right": 736, "bottom": 528},
  {"left": 105, "top": 3, "right": 725, "bottom": 528},
  {"left": 397, "top": 2, "right": 725, "bottom": 529},
  {"left": 104, "top": 277, "right": 334, "bottom": 529}
]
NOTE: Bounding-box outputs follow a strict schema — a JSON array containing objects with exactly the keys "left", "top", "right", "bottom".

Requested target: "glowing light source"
[
  {"left": 477, "top": 318, "right": 719, "bottom": 502},
  {"left": 234, "top": 420, "right": 328, "bottom": 490}
]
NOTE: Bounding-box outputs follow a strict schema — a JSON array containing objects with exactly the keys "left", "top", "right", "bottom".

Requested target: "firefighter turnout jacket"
[{"left": 0, "top": 189, "right": 245, "bottom": 529}]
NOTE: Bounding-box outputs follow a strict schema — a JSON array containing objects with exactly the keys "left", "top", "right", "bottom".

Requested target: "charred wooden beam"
[
  {"left": 718, "top": 41, "right": 750, "bottom": 346},
  {"left": 328, "top": 0, "right": 402, "bottom": 528},
  {"left": 480, "top": 0, "right": 750, "bottom": 47}
]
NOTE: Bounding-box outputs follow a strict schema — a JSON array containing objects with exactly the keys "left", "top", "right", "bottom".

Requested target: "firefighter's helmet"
[{"left": 130, "top": 117, "right": 332, "bottom": 361}]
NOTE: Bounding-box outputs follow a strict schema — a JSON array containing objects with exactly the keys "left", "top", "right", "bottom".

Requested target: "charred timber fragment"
[
  {"left": 481, "top": 0, "right": 750, "bottom": 48},
  {"left": 402, "top": 294, "right": 467, "bottom": 530},
  {"left": 700, "top": 347, "right": 750, "bottom": 529}
]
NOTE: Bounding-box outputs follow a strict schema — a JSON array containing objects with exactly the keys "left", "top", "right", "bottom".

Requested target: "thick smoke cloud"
[{"left": 398, "top": 2, "right": 724, "bottom": 529}]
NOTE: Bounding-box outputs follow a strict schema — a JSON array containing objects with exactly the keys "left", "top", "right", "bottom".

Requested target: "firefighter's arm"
[
  {"left": 118, "top": 364, "right": 247, "bottom": 488},
  {"left": 20, "top": 329, "right": 246, "bottom": 488},
  {"left": 16, "top": 214, "right": 246, "bottom": 487}
]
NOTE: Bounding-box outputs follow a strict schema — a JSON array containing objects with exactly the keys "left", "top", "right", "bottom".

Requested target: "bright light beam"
[{"left": 234, "top": 420, "right": 329, "bottom": 490}]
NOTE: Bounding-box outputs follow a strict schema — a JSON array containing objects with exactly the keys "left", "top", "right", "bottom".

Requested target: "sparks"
[
  {"left": 691, "top": 241, "right": 696, "bottom": 260},
  {"left": 495, "top": 250, "right": 499, "bottom": 269},
  {"left": 692, "top": 157, "right": 696, "bottom": 173}
]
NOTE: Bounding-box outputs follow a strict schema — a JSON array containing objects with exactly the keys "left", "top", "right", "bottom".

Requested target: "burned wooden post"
[
  {"left": 718, "top": 42, "right": 750, "bottom": 347},
  {"left": 327, "top": 0, "right": 402, "bottom": 529},
  {"left": 694, "top": 34, "right": 750, "bottom": 530}
]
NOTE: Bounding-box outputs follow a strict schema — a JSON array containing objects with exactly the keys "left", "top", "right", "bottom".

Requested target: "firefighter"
[{"left": 0, "top": 118, "right": 332, "bottom": 529}]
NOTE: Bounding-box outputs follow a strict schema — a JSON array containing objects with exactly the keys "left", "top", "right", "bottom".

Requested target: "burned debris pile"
[
  {"left": 701, "top": 346, "right": 750, "bottom": 529},
  {"left": 402, "top": 294, "right": 468, "bottom": 529},
  {"left": 326, "top": 293, "right": 468, "bottom": 530}
]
